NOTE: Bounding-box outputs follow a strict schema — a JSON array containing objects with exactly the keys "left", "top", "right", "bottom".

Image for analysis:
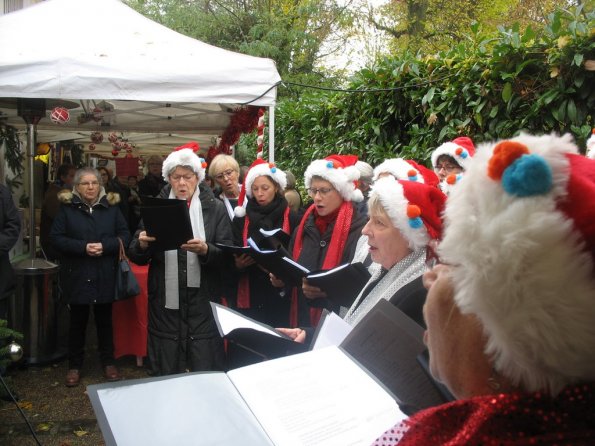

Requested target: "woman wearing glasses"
[
  {"left": 208, "top": 154, "right": 242, "bottom": 221},
  {"left": 430, "top": 136, "right": 475, "bottom": 194},
  {"left": 129, "top": 143, "right": 233, "bottom": 376},
  {"left": 51, "top": 167, "right": 130, "bottom": 387},
  {"left": 273, "top": 155, "right": 368, "bottom": 328}
]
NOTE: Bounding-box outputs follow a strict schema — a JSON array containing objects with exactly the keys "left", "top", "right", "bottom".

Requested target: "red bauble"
[
  {"left": 90, "top": 131, "right": 103, "bottom": 144},
  {"left": 50, "top": 107, "right": 70, "bottom": 124},
  {"left": 125, "top": 153, "right": 133, "bottom": 158},
  {"left": 108, "top": 132, "right": 119, "bottom": 144},
  {"left": 111, "top": 149, "right": 119, "bottom": 157},
  {"left": 88, "top": 143, "right": 96, "bottom": 151},
  {"left": 92, "top": 107, "right": 103, "bottom": 122}
]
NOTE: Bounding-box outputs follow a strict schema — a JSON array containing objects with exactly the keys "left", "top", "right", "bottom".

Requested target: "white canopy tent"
[{"left": 0, "top": 0, "right": 281, "bottom": 157}]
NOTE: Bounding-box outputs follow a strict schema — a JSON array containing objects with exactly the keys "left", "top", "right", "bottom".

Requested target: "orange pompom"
[
  {"left": 488, "top": 141, "right": 530, "bottom": 180},
  {"left": 455, "top": 147, "right": 463, "bottom": 156},
  {"left": 407, "top": 169, "right": 417, "bottom": 177},
  {"left": 407, "top": 204, "right": 421, "bottom": 218},
  {"left": 446, "top": 174, "right": 458, "bottom": 185}
]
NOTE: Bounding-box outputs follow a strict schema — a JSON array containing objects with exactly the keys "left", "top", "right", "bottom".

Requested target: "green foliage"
[{"left": 273, "top": 6, "right": 595, "bottom": 179}]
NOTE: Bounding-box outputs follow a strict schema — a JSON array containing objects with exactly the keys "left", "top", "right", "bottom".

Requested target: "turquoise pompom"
[
  {"left": 502, "top": 154, "right": 553, "bottom": 197},
  {"left": 408, "top": 174, "right": 418, "bottom": 182},
  {"left": 271, "top": 167, "right": 277, "bottom": 173},
  {"left": 460, "top": 151, "right": 468, "bottom": 159},
  {"left": 326, "top": 161, "right": 334, "bottom": 168},
  {"left": 408, "top": 217, "right": 423, "bottom": 229}
]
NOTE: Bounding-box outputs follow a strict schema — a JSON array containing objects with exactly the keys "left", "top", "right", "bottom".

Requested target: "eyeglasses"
[
  {"left": 214, "top": 169, "right": 236, "bottom": 181},
  {"left": 78, "top": 181, "right": 100, "bottom": 187},
  {"left": 434, "top": 163, "right": 458, "bottom": 173},
  {"left": 170, "top": 174, "right": 196, "bottom": 182},
  {"left": 307, "top": 187, "right": 334, "bottom": 197}
]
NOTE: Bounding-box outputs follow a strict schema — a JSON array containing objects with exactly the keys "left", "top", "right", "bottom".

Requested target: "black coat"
[
  {"left": 289, "top": 204, "right": 367, "bottom": 326},
  {"left": 128, "top": 183, "right": 233, "bottom": 375},
  {"left": 0, "top": 184, "right": 21, "bottom": 299},
  {"left": 231, "top": 195, "right": 301, "bottom": 327},
  {"left": 50, "top": 190, "right": 130, "bottom": 305}
]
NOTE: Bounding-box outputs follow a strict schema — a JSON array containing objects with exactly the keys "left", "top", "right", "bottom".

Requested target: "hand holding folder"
[{"left": 140, "top": 197, "right": 193, "bottom": 251}]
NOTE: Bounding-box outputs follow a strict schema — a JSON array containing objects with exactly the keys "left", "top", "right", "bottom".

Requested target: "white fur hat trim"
[
  {"left": 244, "top": 163, "right": 287, "bottom": 198},
  {"left": 162, "top": 148, "right": 206, "bottom": 183},
  {"left": 373, "top": 158, "right": 424, "bottom": 183}
]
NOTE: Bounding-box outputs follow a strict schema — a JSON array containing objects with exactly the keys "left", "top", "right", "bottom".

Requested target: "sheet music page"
[
  {"left": 95, "top": 373, "right": 273, "bottom": 446},
  {"left": 228, "top": 346, "right": 405, "bottom": 446},
  {"left": 211, "top": 302, "right": 282, "bottom": 337},
  {"left": 282, "top": 256, "right": 310, "bottom": 274},
  {"left": 311, "top": 312, "right": 353, "bottom": 350}
]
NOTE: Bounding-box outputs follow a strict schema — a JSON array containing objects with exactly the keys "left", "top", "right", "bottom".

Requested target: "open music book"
[{"left": 88, "top": 346, "right": 406, "bottom": 446}]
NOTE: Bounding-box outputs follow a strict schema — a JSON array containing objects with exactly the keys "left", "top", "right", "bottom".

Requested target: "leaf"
[
  {"left": 502, "top": 83, "right": 513, "bottom": 103},
  {"left": 36, "top": 422, "right": 51, "bottom": 432},
  {"left": 573, "top": 54, "right": 584, "bottom": 67},
  {"left": 18, "top": 401, "right": 33, "bottom": 410},
  {"left": 421, "top": 87, "right": 435, "bottom": 106},
  {"left": 567, "top": 100, "right": 577, "bottom": 123},
  {"left": 74, "top": 429, "right": 88, "bottom": 437}
]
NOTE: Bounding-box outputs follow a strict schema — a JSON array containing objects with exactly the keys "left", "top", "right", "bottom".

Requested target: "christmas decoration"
[
  {"left": 256, "top": 108, "right": 265, "bottom": 159},
  {"left": 108, "top": 132, "right": 119, "bottom": 144},
  {"left": 111, "top": 149, "right": 119, "bottom": 157},
  {"left": 50, "top": 107, "right": 70, "bottom": 124},
  {"left": 90, "top": 131, "right": 103, "bottom": 144},
  {"left": 0, "top": 319, "right": 23, "bottom": 370},
  {"left": 92, "top": 107, "right": 103, "bottom": 122},
  {"left": 88, "top": 143, "right": 96, "bottom": 151}
]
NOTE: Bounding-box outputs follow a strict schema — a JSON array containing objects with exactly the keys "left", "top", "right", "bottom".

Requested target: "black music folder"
[
  {"left": 140, "top": 197, "right": 193, "bottom": 251},
  {"left": 306, "top": 262, "right": 371, "bottom": 307}
]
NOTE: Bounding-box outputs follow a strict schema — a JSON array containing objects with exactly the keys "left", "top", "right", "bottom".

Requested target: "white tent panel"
[{"left": 0, "top": 0, "right": 280, "bottom": 106}]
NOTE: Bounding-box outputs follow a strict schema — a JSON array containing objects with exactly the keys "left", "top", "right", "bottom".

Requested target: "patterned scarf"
[
  {"left": 236, "top": 198, "right": 291, "bottom": 309},
  {"left": 290, "top": 201, "right": 354, "bottom": 327}
]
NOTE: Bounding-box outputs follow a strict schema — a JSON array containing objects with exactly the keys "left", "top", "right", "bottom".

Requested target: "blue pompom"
[
  {"left": 408, "top": 217, "right": 423, "bottom": 229},
  {"left": 459, "top": 150, "right": 468, "bottom": 159},
  {"left": 408, "top": 174, "right": 418, "bottom": 182},
  {"left": 326, "top": 161, "right": 334, "bottom": 169},
  {"left": 271, "top": 167, "right": 277, "bottom": 173},
  {"left": 502, "top": 154, "right": 553, "bottom": 197}
]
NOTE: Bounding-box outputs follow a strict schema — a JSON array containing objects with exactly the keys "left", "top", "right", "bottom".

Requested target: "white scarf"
[
  {"left": 219, "top": 185, "right": 243, "bottom": 220},
  {"left": 164, "top": 186, "right": 205, "bottom": 310},
  {"left": 343, "top": 249, "right": 426, "bottom": 326}
]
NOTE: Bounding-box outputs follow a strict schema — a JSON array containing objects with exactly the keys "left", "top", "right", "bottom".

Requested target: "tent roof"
[{"left": 0, "top": 0, "right": 281, "bottom": 155}]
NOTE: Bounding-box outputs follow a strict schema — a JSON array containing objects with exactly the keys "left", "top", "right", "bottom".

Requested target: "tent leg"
[{"left": 268, "top": 106, "right": 275, "bottom": 163}]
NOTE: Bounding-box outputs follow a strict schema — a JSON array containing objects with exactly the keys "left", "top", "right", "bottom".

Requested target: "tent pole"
[
  {"left": 268, "top": 106, "right": 275, "bottom": 163},
  {"left": 26, "top": 123, "right": 37, "bottom": 259}
]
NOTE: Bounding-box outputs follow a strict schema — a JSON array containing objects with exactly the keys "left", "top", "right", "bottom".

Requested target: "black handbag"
[{"left": 115, "top": 238, "right": 141, "bottom": 300}]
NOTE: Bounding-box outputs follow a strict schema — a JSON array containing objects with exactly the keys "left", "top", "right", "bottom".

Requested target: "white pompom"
[{"left": 234, "top": 206, "right": 246, "bottom": 218}]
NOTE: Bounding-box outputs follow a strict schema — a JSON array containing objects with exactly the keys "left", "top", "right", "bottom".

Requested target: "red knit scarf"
[
  {"left": 236, "top": 206, "right": 291, "bottom": 309},
  {"left": 289, "top": 201, "right": 354, "bottom": 327}
]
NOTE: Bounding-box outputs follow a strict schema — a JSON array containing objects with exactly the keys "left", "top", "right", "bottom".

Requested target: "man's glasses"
[
  {"left": 307, "top": 187, "right": 334, "bottom": 197},
  {"left": 434, "top": 163, "right": 458, "bottom": 173},
  {"left": 214, "top": 169, "right": 236, "bottom": 181},
  {"left": 170, "top": 174, "right": 196, "bottom": 182},
  {"left": 78, "top": 181, "right": 100, "bottom": 187}
]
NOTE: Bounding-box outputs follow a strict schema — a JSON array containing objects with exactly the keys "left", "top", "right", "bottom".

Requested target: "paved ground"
[{"left": 0, "top": 323, "right": 147, "bottom": 446}]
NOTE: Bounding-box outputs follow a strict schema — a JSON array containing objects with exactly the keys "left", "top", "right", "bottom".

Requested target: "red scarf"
[
  {"left": 236, "top": 207, "right": 291, "bottom": 309},
  {"left": 289, "top": 201, "right": 354, "bottom": 327}
]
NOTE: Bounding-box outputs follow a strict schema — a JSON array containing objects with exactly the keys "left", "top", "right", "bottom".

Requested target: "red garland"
[{"left": 205, "top": 106, "right": 264, "bottom": 164}]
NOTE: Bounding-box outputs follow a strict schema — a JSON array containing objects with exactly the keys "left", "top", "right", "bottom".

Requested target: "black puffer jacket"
[{"left": 50, "top": 189, "right": 130, "bottom": 305}]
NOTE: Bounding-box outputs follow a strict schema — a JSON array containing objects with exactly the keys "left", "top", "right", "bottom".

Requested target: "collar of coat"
[{"left": 57, "top": 188, "right": 121, "bottom": 206}]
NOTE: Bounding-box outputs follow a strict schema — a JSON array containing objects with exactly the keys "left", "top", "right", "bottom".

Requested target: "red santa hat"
[
  {"left": 439, "top": 132, "right": 595, "bottom": 396},
  {"left": 234, "top": 158, "right": 287, "bottom": 217},
  {"left": 304, "top": 154, "right": 364, "bottom": 202},
  {"left": 369, "top": 176, "right": 446, "bottom": 250},
  {"left": 586, "top": 128, "right": 595, "bottom": 159},
  {"left": 373, "top": 158, "right": 440, "bottom": 188},
  {"left": 431, "top": 136, "right": 476, "bottom": 171},
  {"left": 161, "top": 142, "right": 207, "bottom": 183}
]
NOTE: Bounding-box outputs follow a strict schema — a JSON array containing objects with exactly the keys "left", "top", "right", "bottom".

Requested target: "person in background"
[
  {"left": 208, "top": 154, "right": 242, "bottom": 221},
  {"left": 40, "top": 163, "right": 76, "bottom": 260},
  {"left": 0, "top": 182, "right": 21, "bottom": 318},
  {"left": 354, "top": 160, "right": 374, "bottom": 218},
  {"left": 126, "top": 175, "right": 141, "bottom": 231},
  {"left": 50, "top": 167, "right": 130, "bottom": 387},
  {"left": 373, "top": 133, "right": 595, "bottom": 445},
  {"left": 98, "top": 167, "right": 130, "bottom": 232},
  {"left": 283, "top": 170, "right": 303, "bottom": 215},
  {"left": 430, "top": 136, "right": 475, "bottom": 194},
  {"left": 272, "top": 155, "right": 367, "bottom": 327},
  {"left": 129, "top": 143, "right": 232, "bottom": 376},
  {"left": 138, "top": 155, "right": 166, "bottom": 197}
]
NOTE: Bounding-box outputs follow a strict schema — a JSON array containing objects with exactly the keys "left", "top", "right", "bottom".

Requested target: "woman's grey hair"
[{"left": 74, "top": 167, "right": 101, "bottom": 186}]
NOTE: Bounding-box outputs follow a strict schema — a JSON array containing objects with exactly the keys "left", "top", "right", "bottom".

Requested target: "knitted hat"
[
  {"left": 431, "top": 136, "right": 476, "bottom": 171},
  {"left": 304, "top": 154, "right": 363, "bottom": 202},
  {"left": 162, "top": 142, "right": 207, "bottom": 183},
  {"left": 234, "top": 159, "right": 287, "bottom": 217},
  {"left": 439, "top": 132, "right": 595, "bottom": 396},
  {"left": 370, "top": 176, "right": 446, "bottom": 250},
  {"left": 373, "top": 158, "right": 440, "bottom": 187},
  {"left": 586, "top": 128, "right": 595, "bottom": 159}
]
